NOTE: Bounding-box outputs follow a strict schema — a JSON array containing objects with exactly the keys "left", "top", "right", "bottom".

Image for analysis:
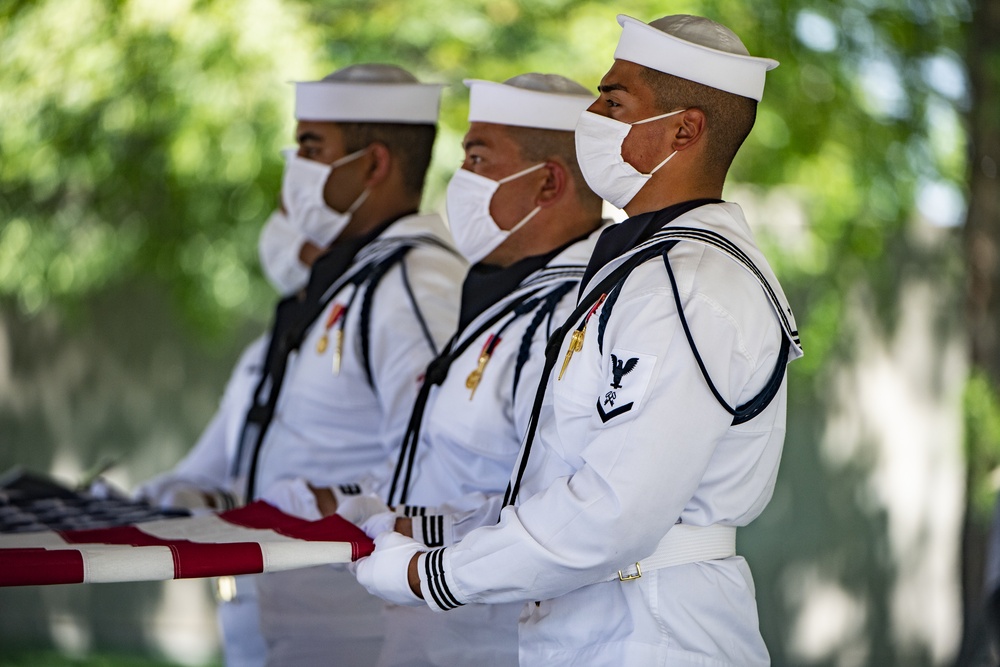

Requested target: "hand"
[
  {"left": 353, "top": 531, "right": 425, "bottom": 606},
  {"left": 310, "top": 484, "right": 338, "bottom": 516},
  {"left": 141, "top": 481, "right": 219, "bottom": 510},
  {"left": 359, "top": 511, "right": 398, "bottom": 540},
  {"left": 87, "top": 477, "right": 129, "bottom": 501},
  {"left": 336, "top": 493, "right": 391, "bottom": 527},
  {"left": 161, "top": 485, "right": 219, "bottom": 510},
  {"left": 260, "top": 478, "right": 321, "bottom": 521}
]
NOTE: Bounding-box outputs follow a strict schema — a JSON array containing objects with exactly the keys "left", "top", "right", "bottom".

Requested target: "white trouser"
[
  {"left": 256, "top": 565, "right": 385, "bottom": 667},
  {"left": 217, "top": 575, "right": 267, "bottom": 667},
  {"left": 519, "top": 558, "right": 769, "bottom": 667},
  {"left": 377, "top": 601, "right": 520, "bottom": 667}
]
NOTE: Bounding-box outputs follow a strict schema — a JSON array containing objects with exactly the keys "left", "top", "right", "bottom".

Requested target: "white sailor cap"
[
  {"left": 614, "top": 14, "right": 779, "bottom": 102},
  {"left": 294, "top": 64, "right": 444, "bottom": 124},
  {"left": 465, "top": 74, "right": 594, "bottom": 131}
]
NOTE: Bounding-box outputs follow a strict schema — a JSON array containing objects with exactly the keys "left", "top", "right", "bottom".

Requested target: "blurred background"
[{"left": 0, "top": 0, "right": 993, "bottom": 664}]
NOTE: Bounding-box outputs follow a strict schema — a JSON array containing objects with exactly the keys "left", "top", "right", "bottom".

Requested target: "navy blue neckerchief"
[
  {"left": 579, "top": 199, "right": 722, "bottom": 300},
  {"left": 459, "top": 232, "right": 588, "bottom": 332}
]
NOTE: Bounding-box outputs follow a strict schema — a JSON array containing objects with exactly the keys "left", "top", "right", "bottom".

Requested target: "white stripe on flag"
[
  {"left": 138, "top": 513, "right": 302, "bottom": 544},
  {"left": 80, "top": 545, "right": 177, "bottom": 583},
  {"left": 259, "top": 542, "right": 354, "bottom": 570}
]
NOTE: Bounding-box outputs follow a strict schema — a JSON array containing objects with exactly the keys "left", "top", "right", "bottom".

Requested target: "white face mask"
[
  {"left": 445, "top": 163, "right": 546, "bottom": 264},
  {"left": 574, "top": 108, "right": 685, "bottom": 210},
  {"left": 280, "top": 147, "right": 370, "bottom": 248},
  {"left": 258, "top": 209, "right": 310, "bottom": 295}
]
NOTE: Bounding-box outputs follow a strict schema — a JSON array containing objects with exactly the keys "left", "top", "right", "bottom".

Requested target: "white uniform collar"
[
  {"left": 581, "top": 203, "right": 802, "bottom": 360},
  {"left": 378, "top": 211, "right": 450, "bottom": 240}
]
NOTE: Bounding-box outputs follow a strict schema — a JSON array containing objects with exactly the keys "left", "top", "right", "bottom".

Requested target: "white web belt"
[{"left": 608, "top": 524, "right": 737, "bottom": 582}]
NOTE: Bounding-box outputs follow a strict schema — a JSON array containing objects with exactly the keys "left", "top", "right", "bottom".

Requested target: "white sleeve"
[
  {"left": 368, "top": 245, "right": 464, "bottom": 478},
  {"left": 134, "top": 336, "right": 267, "bottom": 507},
  {"left": 133, "top": 409, "right": 234, "bottom": 507},
  {"left": 423, "top": 263, "right": 781, "bottom": 608},
  {"left": 399, "top": 492, "right": 505, "bottom": 547}
]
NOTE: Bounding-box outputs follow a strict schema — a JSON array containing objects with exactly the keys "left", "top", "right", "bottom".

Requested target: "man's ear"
[
  {"left": 363, "top": 142, "right": 393, "bottom": 187},
  {"left": 672, "top": 108, "right": 707, "bottom": 152},
  {"left": 536, "top": 160, "right": 567, "bottom": 208}
]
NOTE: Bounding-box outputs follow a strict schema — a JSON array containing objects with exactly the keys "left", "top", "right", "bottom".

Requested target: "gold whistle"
[
  {"left": 558, "top": 293, "right": 607, "bottom": 381},
  {"left": 557, "top": 328, "right": 586, "bottom": 381},
  {"left": 320, "top": 303, "right": 345, "bottom": 358},
  {"left": 466, "top": 352, "right": 491, "bottom": 399},
  {"left": 332, "top": 329, "right": 344, "bottom": 375}
]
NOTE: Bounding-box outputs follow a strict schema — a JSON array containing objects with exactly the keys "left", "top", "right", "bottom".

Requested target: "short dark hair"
[
  {"left": 337, "top": 122, "right": 437, "bottom": 197},
  {"left": 505, "top": 126, "right": 598, "bottom": 207},
  {"left": 639, "top": 67, "right": 757, "bottom": 177}
]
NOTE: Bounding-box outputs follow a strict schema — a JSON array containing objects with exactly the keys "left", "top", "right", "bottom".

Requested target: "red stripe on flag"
[
  {"left": 222, "top": 502, "right": 374, "bottom": 559},
  {"left": 0, "top": 548, "right": 85, "bottom": 586},
  {"left": 60, "top": 525, "right": 165, "bottom": 546},
  {"left": 168, "top": 542, "right": 264, "bottom": 579}
]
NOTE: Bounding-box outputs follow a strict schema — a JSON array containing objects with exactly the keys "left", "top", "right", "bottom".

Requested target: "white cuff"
[
  {"left": 332, "top": 483, "right": 364, "bottom": 508},
  {"left": 409, "top": 513, "right": 454, "bottom": 548}
]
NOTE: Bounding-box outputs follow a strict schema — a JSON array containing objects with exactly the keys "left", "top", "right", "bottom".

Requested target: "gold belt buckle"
[{"left": 618, "top": 562, "right": 642, "bottom": 581}]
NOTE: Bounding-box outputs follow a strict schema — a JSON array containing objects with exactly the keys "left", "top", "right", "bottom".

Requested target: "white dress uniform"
[
  {"left": 136, "top": 335, "right": 264, "bottom": 510},
  {"left": 362, "top": 229, "right": 601, "bottom": 667},
  {"left": 139, "top": 212, "right": 464, "bottom": 666},
  {"left": 414, "top": 202, "right": 802, "bottom": 666},
  {"left": 235, "top": 213, "right": 463, "bottom": 497},
  {"left": 242, "top": 212, "right": 464, "bottom": 666}
]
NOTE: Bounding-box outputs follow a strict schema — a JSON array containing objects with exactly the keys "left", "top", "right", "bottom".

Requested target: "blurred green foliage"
[
  {"left": 0, "top": 0, "right": 969, "bottom": 342},
  {"left": 0, "top": 649, "right": 213, "bottom": 667},
  {"left": 965, "top": 371, "right": 1000, "bottom": 519},
  {"left": 0, "top": 0, "right": 328, "bottom": 334}
]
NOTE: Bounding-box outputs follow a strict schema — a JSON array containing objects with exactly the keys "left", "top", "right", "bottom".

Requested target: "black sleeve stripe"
[
  {"left": 422, "top": 515, "right": 444, "bottom": 547},
  {"left": 218, "top": 490, "right": 237, "bottom": 511},
  {"left": 402, "top": 505, "right": 427, "bottom": 517},
  {"left": 338, "top": 484, "right": 362, "bottom": 496},
  {"left": 424, "top": 548, "right": 463, "bottom": 610},
  {"left": 422, "top": 549, "right": 453, "bottom": 610}
]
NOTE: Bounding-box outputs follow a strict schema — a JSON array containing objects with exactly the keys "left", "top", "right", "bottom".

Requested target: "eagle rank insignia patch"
[{"left": 596, "top": 348, "right": 656, "bottom": 423}]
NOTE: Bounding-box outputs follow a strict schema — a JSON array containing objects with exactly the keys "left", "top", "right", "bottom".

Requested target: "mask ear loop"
[
  {"left": 345, "top": 187, "right": 371, "bottom": 215},
  {"left": 506, "top": 205, "right": 542, "bottom": 236},
  {"left": 630, "top": 108, "right": 686, "bottom": 176},
  {"left": 494, "top": 162, "right": 549, "bottom": 235},
  {"left": 330, "top": 147, "right": 373, "bottom": 215},
  {"left": 648, "top": 150, "right": 678, "bottom": 175},
  {"left": 497, "top": 162, "right": 547, "bottom": 185},
  {"left": 631, "top": 107, "right": 686, "bottom": 126},
  {"left": 329, "top": 146, "right": 370, "bottom": 169}
]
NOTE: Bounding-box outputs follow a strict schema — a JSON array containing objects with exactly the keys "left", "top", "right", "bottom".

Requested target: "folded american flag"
[{"left": 0, "top": 501, "right": 374, "bottom": 587}]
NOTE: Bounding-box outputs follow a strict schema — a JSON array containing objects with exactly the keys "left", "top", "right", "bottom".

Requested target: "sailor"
[
  {"left": 315, "top": 74, "right": 605, "bottom": 666},
  {"left": 139, "top": 63, "right": 466, "bottom": 666},
  {"left": 354, "top": 15, "right": 804, "bottom": 666}
]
